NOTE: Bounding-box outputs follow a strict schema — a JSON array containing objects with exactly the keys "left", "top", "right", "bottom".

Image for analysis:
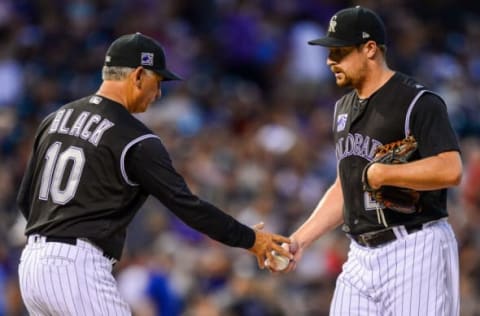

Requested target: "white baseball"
[{"left": 265, "top": 251, "right": 290, "bottom": 271}]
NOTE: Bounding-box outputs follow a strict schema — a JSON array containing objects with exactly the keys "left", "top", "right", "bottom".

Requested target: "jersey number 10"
[{"left": 39, "top": 142, "right": 85, "bottom": 205}]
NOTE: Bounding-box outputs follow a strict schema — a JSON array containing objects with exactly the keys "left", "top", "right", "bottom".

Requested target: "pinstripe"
[
  {"left": 77, "top": 245, "right": 88, "bottom": 316},
  {"left": 96, "top": 251, "right": 113, "bottom": 315},
  {"left": 40, "top": 247, "right": 55, "bottom": 315},
  {"left": 339, "top": 282, "right": 351, "bottom": 315},
  {"left": 73, "top": 245, "right": 88, "bottom": 316},
  {"left": 83, "top": 249, "right": 95, "bottom": 314},
  {"left": 110, "top": 267, "right": 124, "bottom": 316},
  {"left": 440, "top": 224, "right": 448, "bottom": 315},
  {"left": 425, "top": 229, "right": 434, "bottom": 316},
  {"left": 55, "top": 265, "right": 69, "bottom": 313},
  {"left": 339, "top": 279, "right": 347, "bottom": 315},
  {"left": 42, "top": 252, "right": 55, "bottom": 315},
  {"left": 344, "top": 256, "right": 360, "bottom": 286},
  {"left": 75, "top": 244, "right": 91, "bottom": 315},
  {"left": 344, "top": 278, "right": 351, "bottom": 313},
  {"left": 357, "top": 284, "right": 361, "bottom": 316},
  {"left": 452, "top": 237, "right": 460, "bottom": 315},
  {"left": 64, "top": 246, "right": 80, "bottom": 316},
  {"left": 48, "top": 263, "right": 62, "bottom": 315},
  {"left": 60, "top": 263, "right": 77, "bottom": 315},
  {"left": 338, "top": 280, "right": 345, "bottom": 315},
  {"left": 100, "top": 255, "right": 115, "bottom": 316},
  {"left": 35, "top": 246, "right": 46, "bottom": 313},
  {"left": 441, "top": 222, "right": 459, "bottom": 315},
  {"left": 441, "top": 224, "right": 449, "bottom": 315},
  {"left": 47, "top": 245, "right": 62, "bottom": 316},
  {"left": 418, "top": 228, "right": 427, "bottom": 315},
  {"left": 91, "top": 253, "right": 109, "bottom": 315},
  {"left": 408, "top": 234, "right": 418, "bottom": 316},
  {"left": 91, "top": 253, "right": 107, "bottom": 315},
  {"left": 400, "top": 239, "right": 406, "bottom": 315},
  {"left": 53, "top": 243, "right": 74, "bottom": 314},
  {"left": 47, "top": 249, "right": 62, "bottom": 316},
  {"left": 375, "top": 254, "right": 384, "bottom": 314},
  {"left": 345, "top": 281, "right": 351, "bottom": 315},
  {"left": 428, "top": 227, "right": 436, "bottom": 314},
  {"left": 434, "top": 230, "right": 441, "bottom": 314},
  {"left": 349, "top": 248, "right": 361, "bottom": 287},
  {"left": 346, "top": 252, "right": 363, "bottom": 290},
  {"left": 448, "top": 224, "right": 459, "bottom": 315},
  {"left": 393, "top": 240, "right": 398, "bottom": 314},
  {"left": 86, "top": 250, "right": 105, "bottom": 315},
  {"left": 385, "top": 245, "right": 392, "bottom": 313},
  {"left": 417, "top": 232, "right": 425, "bottom": 314},
  {"left": 368, "top": 251, "right": 375, "bottom": 300},
  {"left": 49, "top": 245, "right": 64, "bottom": 314},
  {"left": 347, "top": 260, "right": 361, "bottom": 288}
]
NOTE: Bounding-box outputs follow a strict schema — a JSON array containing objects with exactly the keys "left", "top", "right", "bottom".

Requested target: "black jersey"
[
  {"left": 17, "top": 95, "right": 255, "bottom": 259},
  {"left": 332, "top": 73, "right": 460, "bottom": 234}
]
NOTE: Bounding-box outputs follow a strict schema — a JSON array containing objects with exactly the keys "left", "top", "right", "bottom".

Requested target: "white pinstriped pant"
[
  {"left": 18, "top": 235, "right": 131, "bottom": 316},
  {"left": 330, "top": 218, "right": 459, "bottom": 316}
]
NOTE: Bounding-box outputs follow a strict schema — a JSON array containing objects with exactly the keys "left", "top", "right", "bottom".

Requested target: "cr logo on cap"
[
  {"left": 141, "top": 52, "right": 154, "bottom": 66},
  {"left": 328, "top": 16, "right": 337, "bottom": 33}
]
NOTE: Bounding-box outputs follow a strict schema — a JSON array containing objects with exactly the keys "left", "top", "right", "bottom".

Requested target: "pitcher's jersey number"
[{"left": 39, "top": 142, "right": 85, "bottom": 204}]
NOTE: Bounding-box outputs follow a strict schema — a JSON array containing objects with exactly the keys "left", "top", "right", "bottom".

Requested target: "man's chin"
[
  {"left": 335, "top": 79, "right": 350, "bottom": 88},
  {"left": 334, "top": 73, "right": 354, "bottom": 87}
]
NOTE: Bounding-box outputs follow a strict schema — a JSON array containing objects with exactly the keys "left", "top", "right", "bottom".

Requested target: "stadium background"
[{"left": 0, "top": 0, "right": 479, "bottom": 315}]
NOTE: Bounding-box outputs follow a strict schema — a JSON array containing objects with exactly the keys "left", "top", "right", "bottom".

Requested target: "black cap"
[
  {"left": 104, "top": 32, "right": 181, "bottom": 81},
  {"left": 308, "top": 6, "right": 386, "bottom": 47}
]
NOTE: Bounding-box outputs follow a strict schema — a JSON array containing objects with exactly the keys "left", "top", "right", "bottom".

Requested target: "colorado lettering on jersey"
[
  {"left": 48, "top": 109, "right": 115, "bottom": 146},
  {"left": 335, "top": 133, "right": 382, "bottom": 161}
]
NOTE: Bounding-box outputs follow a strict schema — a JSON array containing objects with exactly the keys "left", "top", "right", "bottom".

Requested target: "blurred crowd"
[{"left": 0, "top": 0, "right": 479, "bottom": 315}]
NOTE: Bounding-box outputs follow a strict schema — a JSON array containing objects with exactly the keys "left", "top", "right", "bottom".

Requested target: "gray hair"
[{"left": 102, "top": 66, "right": 135, "bottom": 81}]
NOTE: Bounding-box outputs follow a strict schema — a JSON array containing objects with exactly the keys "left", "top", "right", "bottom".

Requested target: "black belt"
[
  {"left": 45, "top": 236, "right": 116, "bottom": 263},
  {"left": 350, "top": 224, "right": 424, "bottom": 248}
]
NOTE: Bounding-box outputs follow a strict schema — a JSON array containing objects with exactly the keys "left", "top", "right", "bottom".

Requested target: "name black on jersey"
[{"left": 18, "top": 95, "right": 153, "bottom": 259}]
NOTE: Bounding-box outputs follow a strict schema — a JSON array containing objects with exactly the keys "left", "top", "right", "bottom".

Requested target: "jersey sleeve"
[
  {"left": 409, "top": 93, "right": 460, "bottom": 157},
  {"left": 124, "top": 137, "right": 255, "bottom": 249}
]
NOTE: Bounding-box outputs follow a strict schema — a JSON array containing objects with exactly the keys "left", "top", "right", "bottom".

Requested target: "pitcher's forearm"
[{"left": 291, "top": 177, "right": 344, "bottom": 249}]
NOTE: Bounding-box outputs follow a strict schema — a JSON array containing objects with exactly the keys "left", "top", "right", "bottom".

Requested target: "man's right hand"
[
  {"left": 282, "top": 237, "right": 300, "bottom": 272},
  {"left": 248, "top": 222, "right": 292, "bottom": 269}
]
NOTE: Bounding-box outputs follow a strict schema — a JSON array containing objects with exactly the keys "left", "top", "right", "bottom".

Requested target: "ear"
[
  {"left": 364, "top": 41, "right": 378, "bottom": 59},
  {"left": 132, "top": 67, "right": 144, "bottom": 88}
]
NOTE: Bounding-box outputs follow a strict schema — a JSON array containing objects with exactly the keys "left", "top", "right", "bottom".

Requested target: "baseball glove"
[{"left": 362, "top": 136, "right": 420, "bottom": 214}]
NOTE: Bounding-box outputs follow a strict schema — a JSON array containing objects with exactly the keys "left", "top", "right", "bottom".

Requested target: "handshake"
[{"left": 248, "top": 222, "right": 298, "bottom": 272}]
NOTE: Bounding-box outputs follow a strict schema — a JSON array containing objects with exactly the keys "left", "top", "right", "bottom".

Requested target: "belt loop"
[{"left": 392, "top": 225, "right": 407, "bottom": 238}]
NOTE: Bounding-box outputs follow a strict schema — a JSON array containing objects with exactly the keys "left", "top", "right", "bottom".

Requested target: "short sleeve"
[{"left": 409, "top": 92, "right": 460, "bottom": 158}]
